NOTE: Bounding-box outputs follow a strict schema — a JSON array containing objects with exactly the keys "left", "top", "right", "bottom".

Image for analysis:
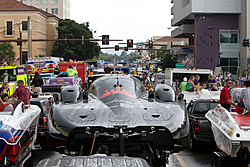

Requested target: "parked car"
[{"left": 187, "top": 99, "right": 219, "bottom": 150}]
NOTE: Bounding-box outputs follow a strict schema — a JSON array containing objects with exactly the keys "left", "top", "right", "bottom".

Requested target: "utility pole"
[
  {"left": 17, "top": 22, "right": 22, "bottom": 65},
  {"left": 27, "top": 16, "right": 31, "bottom": 59}
]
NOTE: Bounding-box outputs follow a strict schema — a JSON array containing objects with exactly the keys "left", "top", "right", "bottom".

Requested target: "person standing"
[
  {"left": 220, "top": 79, "right": 237, "bottom": 111},
  {"left": 53, "top": 65, "right": 60, "bottom": 75},
  {"left": 239, "top": 81, "right": 250, "bottom": 110},
  {"left": 31, "top": 72, "right": 43, "bottom": 96},
  {"left": 1, "top": 70, "right": 10, "bottom": 82},
  {"left": 12, "top": 80, "right": 31, "bottom": 105},
  {"left": 66, "top": 66, "right": 78, "bottom": 77}
]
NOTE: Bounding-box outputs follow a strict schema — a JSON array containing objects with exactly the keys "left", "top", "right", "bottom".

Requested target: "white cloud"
[{"left": 70, "top": 0, "right": 173, "bottom": 52}]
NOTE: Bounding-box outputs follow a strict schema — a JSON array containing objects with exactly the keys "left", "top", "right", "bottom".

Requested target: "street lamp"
[{"left": 27, "top": 16, "right": 56, "bottom": 59}]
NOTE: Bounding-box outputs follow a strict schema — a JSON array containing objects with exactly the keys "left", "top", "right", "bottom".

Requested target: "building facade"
[
  {"left": 0, "top": 0, "right": 59, "bottom": 64},
  {"left": 17, "top": 0, "right": 70, "bottom": 19},
  {"left": 170, "top": 0, "right": 249, "bottom": 79}
]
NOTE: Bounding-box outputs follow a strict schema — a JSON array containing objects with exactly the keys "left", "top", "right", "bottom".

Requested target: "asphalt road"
[{"left": 33, "top": 142, "right": 213, "bottom": 167}]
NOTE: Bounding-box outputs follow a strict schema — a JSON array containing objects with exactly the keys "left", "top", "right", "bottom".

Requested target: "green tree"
[
  {"left": 0, "top": 42, "right": 15, "bottom": 63},
  {"left": 162, "top": 52, "right": 177, "bottom": 69},
  {"left": 51, "top": 19, "right": 99, "bottom": 61}
]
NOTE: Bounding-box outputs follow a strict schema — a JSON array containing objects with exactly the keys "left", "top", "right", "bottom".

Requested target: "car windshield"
[
  {"left": 89, "top": 76, "right": 146, "bottom": 103},
  {"left": 193, "top": 102, "right": 219, "bottom": 115}
]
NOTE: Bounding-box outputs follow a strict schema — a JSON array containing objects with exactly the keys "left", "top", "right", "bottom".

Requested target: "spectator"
[
  {"left": 0, "top": 87, "right": 8, "bottom": 102},
  {"left": 179, "top": 77, "right": 187, "bottom": 91},
  {"left": 205, "top": 83, "right": 217, "bottom": 91},
  {"left": 207, "top": 75, "right": 218, "bottom": 88},
  {"left": 92, "top": 145, "right": 109, "bottom": 156},
  {"left": 90, "top": 64, "right": 94, "bottom": 72},
  {"left": 2, "top": 81, "right": 10, "bottom": 96},
  {"left": 1, "top": 70, "right": 10, "bottom": 82},
  {"left": 220, "top": 79, "right": 237, "bottom": 111},
  {"left": 12, "top": 80, "right": 31, "bottom": 105},
  {"left": 54, "top": 65, "right": 60, "bottom": 75},
  {"left": 66, "top": 66, "right": 78, "bottom": 77},
  {"left": 186, "top": 76, "right": 202, "bottom": 94},
  {"left": 31, "top": 72, "right": 43, "bottom": 96},
  {"left": 104, "top": 66, "right": 111, "bottom": 74},
  {"left": 239, "top": 81, "right": 250, "bottom": 110},
  {"left": 194, "top": 75, "right": 200, "bottom": 86}
]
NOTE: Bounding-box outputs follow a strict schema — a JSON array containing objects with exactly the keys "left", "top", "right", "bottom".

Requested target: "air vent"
[
  {"left": 79, "top": 115, "right": 88, "bottom": 119},
  {"left": 152, "top": 114, "right": 160, "bottom": 118}
]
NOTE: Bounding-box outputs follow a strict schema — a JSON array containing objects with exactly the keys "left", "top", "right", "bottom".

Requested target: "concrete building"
[
  {"left": 170, "top": 0, "right": 249, "bottom": 79},
  {"left": 17, "top": 0, "right": 70, "bottom": 19},
  {"left": 0, "top": 0, "right": 59, "bottom": 64}
]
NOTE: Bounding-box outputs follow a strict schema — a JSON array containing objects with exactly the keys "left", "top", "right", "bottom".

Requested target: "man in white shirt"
[{"left": 240, "top": 81, "right": 250, "bottom": 110}]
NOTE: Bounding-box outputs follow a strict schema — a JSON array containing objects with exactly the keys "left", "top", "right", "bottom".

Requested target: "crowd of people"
[{"left": 178, "top": 75, "right": 219, "bottom": 94}]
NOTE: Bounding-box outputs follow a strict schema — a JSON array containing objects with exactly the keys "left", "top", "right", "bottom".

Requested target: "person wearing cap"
[
  {"left": 12, "top": 80, "right": 31, "bottom": 105},
  {"left": 92, "top": 145, "right": 109, "bottom": 156},
  {"left": 179, "top": 77, "right": 187, "bottom": 91}
]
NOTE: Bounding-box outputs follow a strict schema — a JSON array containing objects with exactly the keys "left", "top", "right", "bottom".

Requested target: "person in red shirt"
[
  {"left": 12, "top": 80, "right": 31, "bottom": 105},
  {"left": 220, "top": 78, "right": 237, "bottom": 111}
]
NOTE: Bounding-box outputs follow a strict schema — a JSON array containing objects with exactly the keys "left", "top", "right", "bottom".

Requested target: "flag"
[
  {"left": 189, "top": 57, "right": 194, "bottom": 65},
  {"left": 13, "top": 58, "right": 20, "bottom": 64},
  {"left": 182, "top": 56, "right": 189, "bottom": 66},
  {"left": 3, "top": 58, "right": 8, "bottom": 65}
]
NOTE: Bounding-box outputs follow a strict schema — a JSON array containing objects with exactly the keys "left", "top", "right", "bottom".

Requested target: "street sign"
[
  {"left": 137, "top": 42, "right": 144, "bottom": 46},
  {"left": 176, "top": 63, "right": 185, "bottom": 68}
]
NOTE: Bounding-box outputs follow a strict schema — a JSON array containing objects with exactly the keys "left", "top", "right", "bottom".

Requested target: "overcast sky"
[{"left": 70, "top": 0, "right": 173, "bottom": 53}]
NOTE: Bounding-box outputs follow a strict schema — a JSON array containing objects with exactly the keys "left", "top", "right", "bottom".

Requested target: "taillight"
[
  {"left": 44, "top": 117, "right": 48, "bottom": 128},
  {"left": 196, "top": 122, "right": 200, "bottom": 130}
]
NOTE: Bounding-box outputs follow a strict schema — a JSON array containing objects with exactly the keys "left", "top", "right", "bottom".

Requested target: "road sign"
[
  {"left": 137, "top": 43, "right": 144, "bottom": 46},
  {"left": 176, "top": 63, "right": 185, "bottom": 68}
]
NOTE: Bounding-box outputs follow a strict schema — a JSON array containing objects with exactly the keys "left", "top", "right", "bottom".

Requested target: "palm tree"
[{"left": 0, "top": 42, "right": 15, "bottom": 63}]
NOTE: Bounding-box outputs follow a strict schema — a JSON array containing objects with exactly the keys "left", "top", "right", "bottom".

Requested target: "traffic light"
[
  {"left": 115, "top": 45, "right": 119, "bottom": 51},
  {"left": 138, "top": 47, "right": 141, "bottom": 52},
  {"left": 17, "top": 38, "right": 22, "bottom": 46},
  {"left": 242, "top": 38, "right": 249, "bottom": 47},
  {"left": 124, "top": 47, "right": 128, "bottom": 51},
  {"left": 102, "top": 35, "right": 109, "bottom": 45},
  {"left": 127, "top": 39, "right": 133, "bottom": 47},
  {"left": 149, "top": 40, "right": 153, "bottom": 48}
]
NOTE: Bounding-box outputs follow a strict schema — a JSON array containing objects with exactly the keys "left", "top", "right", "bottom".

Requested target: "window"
[
  {"left": 209, "top": 36, "right": 212, "bottom": 40},
  {"left": 210, "top": 43, "right": 213, "bottom": 47},
  {"left": 35, "top": 0, "right": 42, "bottom": 4},
  {"left": 22, "top": 21, "right": 28, "bottom": 31},
  {"left": 230, "top": 58, "right": 238, "bottom": 66},
  {"left": 203, "top": 40, "right": 205, "bottom": 45},
  {"left": 6, "top": 21, "right": 12, "bottom": 35},
  {"left": 46, "top": 8, "right": 48, "bottom": 12},
  {"left": 51, "top": 0, "right": 58, "bottom": 4},
  {"left": 204, "top": 33, "right": 207, "bottom": 38},
  {"left": 220, "top": 33, "right": 238, "bottom": 43},
  {"left": 220, "top": 58, "right": 228, "bottom": 66},
  {"left": 45, "top": 0, "right": 48, "bottom": 4},
  {"left": 206, "top": 44, "right": 209, "bottom": 48},
  {"left": 30, "top": 0, "right": 32, "bottom": 4},
  {"left": 51, "top": 8, "right": 58, "bottom": 14},
  {"left": 206, "top": 58, "right": 208, "bottom": 62},
  {"left": 210, "top": 59, "right": 212, "bottom": 63}
]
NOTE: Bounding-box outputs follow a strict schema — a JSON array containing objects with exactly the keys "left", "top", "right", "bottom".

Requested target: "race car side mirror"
[
  {"left": 83, "top": 91, "right": 88, "bottom": 103},
  {"left": 178, "top": 93, "right": 184, "bottom": 101}
]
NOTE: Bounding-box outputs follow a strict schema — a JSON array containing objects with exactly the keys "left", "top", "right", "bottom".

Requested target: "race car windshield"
[{"left": 89, "top": 76, "right": 146, "bottom": 101}]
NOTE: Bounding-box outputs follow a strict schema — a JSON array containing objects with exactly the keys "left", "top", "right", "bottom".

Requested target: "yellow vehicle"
[{"left": 0, "top": 65, "right": 27, "bottom": 95}]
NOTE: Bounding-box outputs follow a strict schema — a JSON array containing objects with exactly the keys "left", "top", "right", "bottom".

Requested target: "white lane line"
[{"left": 174, "top": 153, "right": 188, "bottom": 167}]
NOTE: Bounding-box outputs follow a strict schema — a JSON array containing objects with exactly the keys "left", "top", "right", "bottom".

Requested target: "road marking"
[{"left": 174, "top": 153, "right": 188, "bottom": 167}]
